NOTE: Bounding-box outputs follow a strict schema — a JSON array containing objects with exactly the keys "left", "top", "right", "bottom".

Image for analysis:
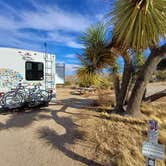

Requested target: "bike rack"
[{"left": 0, "top": 85, "right": 52, "bottom": 111}]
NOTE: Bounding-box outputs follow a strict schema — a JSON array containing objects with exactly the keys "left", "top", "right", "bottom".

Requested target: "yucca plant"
[
  {"left": 80, "top": 24, "right": 116, "bottom": 68},
  {"left": 77, "top": 24, "right": 116, "bottom": 87},
  {"left": 107, "top": 0, "right": 166, "bottom": 115},
  {"left": 77, "top": 65, "right": 102, "bottom": 87},
  {"left": 109, "top": 0, "right": 166, "bottom": 51}
]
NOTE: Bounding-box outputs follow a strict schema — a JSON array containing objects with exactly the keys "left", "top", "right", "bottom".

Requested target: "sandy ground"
[
  {"left": 0, "top": 82, "right": 165, "bottom": 166},
  {"left": 146, "top": 82, "right": 166, "bottom": 96},
  {"left": 0, "top": 88, "right": 101, "bottom": 166}
]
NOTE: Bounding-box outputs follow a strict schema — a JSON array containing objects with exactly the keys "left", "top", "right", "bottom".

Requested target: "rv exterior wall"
[{"left": 0, "top": 47, "right": 56, "bottom": 96}]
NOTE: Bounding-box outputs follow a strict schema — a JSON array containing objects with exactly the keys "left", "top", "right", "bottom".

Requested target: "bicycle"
[
  {"left": 0, "top": 83, "right": 52, "bottom": 110},
  {"left": 1, "top": 83, "right": 26, "bottom": 109},
  {"left": 26, "top": 84, "right": 52, "bottom": 107}
]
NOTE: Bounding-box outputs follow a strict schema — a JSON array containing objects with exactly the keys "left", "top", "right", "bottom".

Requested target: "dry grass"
[
  {"left": 96, "top": 89, "right": 115, "bottom": 108},
  {"left": 141, "top": 102, "right": 166, "bottom": 146},
  {"left": 84, "top": 101, "right": 166, "bottom": 166}
]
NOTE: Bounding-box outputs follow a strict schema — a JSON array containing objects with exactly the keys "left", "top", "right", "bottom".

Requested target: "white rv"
[{"left": 0, "top": 47, "right": 58, "bottom": 98}]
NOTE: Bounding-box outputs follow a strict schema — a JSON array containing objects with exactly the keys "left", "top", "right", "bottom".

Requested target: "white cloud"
[
  {"left": 47, "top": 31, "right": 84, "bottom": 49},
  {"left": 0, "top": 29, "right": 44, "bottom": 51},
  {"left": 0, "top": 1, "right": 93, "bottom": 49},
  {"left": 0, "top": 1, "right": 92, "bottom": 32},
  {"left": 21, "top": 7, "right": 91, "bottom": 32},
  {"left": 0, "top": 16, "right": 17, "bottom": 30},
  {"left": 65, "top": 54, "right": 76, "bottom": 58},
  {"left": 66, "top": 41, "right": 84, "bottom": 49},
  {"left": 65, "top": 64, "right": 81, "bottom": 72}
]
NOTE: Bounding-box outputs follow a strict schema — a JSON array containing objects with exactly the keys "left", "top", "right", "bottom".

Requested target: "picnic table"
[{"left": 77, "top": 87, "right": 96, "bottom": 95}]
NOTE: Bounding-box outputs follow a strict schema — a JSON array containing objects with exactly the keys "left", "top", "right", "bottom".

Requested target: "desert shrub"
[
  {"left": 64, "top": 81, "right": 72, "bottom": 86},
  {"left": 56, "top": 84, "right": 64, "bottom": 88},
  {"left": 98, "top": 77, "right": 114, "bottom": 90},
  {"left": 96, "top": 88, "right": 115, "bottom": 107},
  {"left": 156, "top": 70, "right": 166, "bottom": 81}
]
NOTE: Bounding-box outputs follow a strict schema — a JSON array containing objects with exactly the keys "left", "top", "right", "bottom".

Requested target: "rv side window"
[{"left": 25, "top": 62, "right": 44, "bottom": 81}]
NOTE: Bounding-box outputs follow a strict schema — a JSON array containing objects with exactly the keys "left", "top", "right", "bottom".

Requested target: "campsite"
[
  {"left": 0, "top": 0, "right": 166, "bottom": 166},
  {"left": 0, "top": 82, "right": 165, "bottom": 166}
]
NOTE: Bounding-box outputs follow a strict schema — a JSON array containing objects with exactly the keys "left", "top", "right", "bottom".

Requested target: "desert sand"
[
  {"left": 0, "top": 83, "right": 165, "bottom": 166},
  {"left": 0, "top": 88, "right": 101, "bottom": 166}
]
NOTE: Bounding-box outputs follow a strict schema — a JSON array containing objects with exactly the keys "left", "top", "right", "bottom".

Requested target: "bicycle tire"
[
  {"left": 37, "top": 90, "right": 51, "bottom": 103},
  {"left": 3, "top": 91, "right": 24, "bottom": 109}
]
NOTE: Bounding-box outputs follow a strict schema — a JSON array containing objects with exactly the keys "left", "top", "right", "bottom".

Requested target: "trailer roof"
[{"left": 0, "top": 47, "right": 55, "bottom": 56}]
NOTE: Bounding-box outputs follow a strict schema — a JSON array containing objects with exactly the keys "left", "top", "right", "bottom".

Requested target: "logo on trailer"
[{"left": 18, "top": 51, "right": 35, "bottom": 61}]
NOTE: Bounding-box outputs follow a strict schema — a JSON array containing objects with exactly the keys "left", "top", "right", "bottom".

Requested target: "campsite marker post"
[{"left": 142, "top": 120, "right": 165, "bottom": 166}]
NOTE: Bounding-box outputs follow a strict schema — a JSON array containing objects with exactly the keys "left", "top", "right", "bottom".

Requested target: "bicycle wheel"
[
  {"left": 37, "top": 90, "right": 51, "bottom": 103},
  {"left": 3, "top": 92, "right": 24, "bottom": 109}
]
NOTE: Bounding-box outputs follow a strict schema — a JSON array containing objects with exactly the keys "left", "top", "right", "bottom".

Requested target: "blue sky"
[{"left": 0, "top": 0, "right": 111, "bottom": 75}]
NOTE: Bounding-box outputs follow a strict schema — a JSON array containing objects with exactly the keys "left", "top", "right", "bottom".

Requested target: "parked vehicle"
[
  {"left": 0, "top": 47, "right": 65, "bottom": 110},
  {"left": 1, "top": 82, "right": 26, "bottom": 109}
]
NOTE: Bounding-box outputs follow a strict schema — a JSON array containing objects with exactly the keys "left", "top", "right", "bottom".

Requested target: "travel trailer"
[
  {"left": 56, "top": 63, "right": 65, "bottom": 84},
  {"left": 0, "top": 47, "right": 64, "bottom": 100}
]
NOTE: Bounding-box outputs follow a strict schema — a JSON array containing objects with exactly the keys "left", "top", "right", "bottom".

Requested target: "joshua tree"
[{"left": 107, "top": 0, "right": 166, "bottom": 115}]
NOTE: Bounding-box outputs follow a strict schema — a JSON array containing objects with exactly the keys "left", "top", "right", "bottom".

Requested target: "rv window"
[
  {"left": 38, "top": 63, "right": 43, "bottom": 71},
  {"left": 25, "top": 62, "right": 44, "bottom": 81},
  {"left": 26, "top": 63, "right": 32, "bottom": 70}
]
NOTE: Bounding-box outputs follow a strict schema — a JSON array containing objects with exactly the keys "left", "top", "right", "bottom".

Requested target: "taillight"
[{"left": 0, "top": 92, "right": 4, "bottom": 97}]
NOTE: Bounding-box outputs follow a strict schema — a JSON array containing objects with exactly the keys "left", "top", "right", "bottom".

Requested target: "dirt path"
[
  {"left": 0, "top": 88, "right": 101, "bottom": 166},
  {"left": 146, "top": 82, "right": 166, "bottom": 96}
]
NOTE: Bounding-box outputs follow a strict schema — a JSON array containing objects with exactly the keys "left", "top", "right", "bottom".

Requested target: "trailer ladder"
[{"left": 45, "top": 54, "right": 55, "bottom": 91}]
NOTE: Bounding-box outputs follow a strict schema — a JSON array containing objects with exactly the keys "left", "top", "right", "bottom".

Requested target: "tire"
[
  {"left": 3, "top": 92, "right": 24, "bottom": 109},
  {"left": 37, "top": 90, "right": 50, "bottom": 103}
]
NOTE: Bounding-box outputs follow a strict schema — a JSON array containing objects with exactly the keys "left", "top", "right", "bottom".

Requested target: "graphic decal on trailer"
[{"left": 0, "top": 68, "right": 23, "bottom": 92}]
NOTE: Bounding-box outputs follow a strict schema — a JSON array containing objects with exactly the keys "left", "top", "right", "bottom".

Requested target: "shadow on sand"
[
  {"left": 0, "top": 107, "right": 51, "bottom": 129},
  {"left": 0, "top": 97, "right": 103, "bottom": 166},
  {"left": 37, "top": 98, "right": 103, "bottom": 166}
]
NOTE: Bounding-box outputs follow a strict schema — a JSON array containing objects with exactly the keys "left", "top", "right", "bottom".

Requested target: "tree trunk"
[
  {"left": 144, "top": 89, "right": 166, "bottom": 102},
  {"left": 116, "top": 51, "right": 133, "bottom": 112},
  {"left": 112, "top": 73, "right": 120, "bottom": 105},
  {"left": 126, "top": 44, "right": 166, "bottom": 115}
]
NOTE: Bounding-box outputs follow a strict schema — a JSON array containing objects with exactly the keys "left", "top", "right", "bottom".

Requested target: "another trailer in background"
[{"left": 56, "top": 63, "right": 65, "bottom": 85}]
